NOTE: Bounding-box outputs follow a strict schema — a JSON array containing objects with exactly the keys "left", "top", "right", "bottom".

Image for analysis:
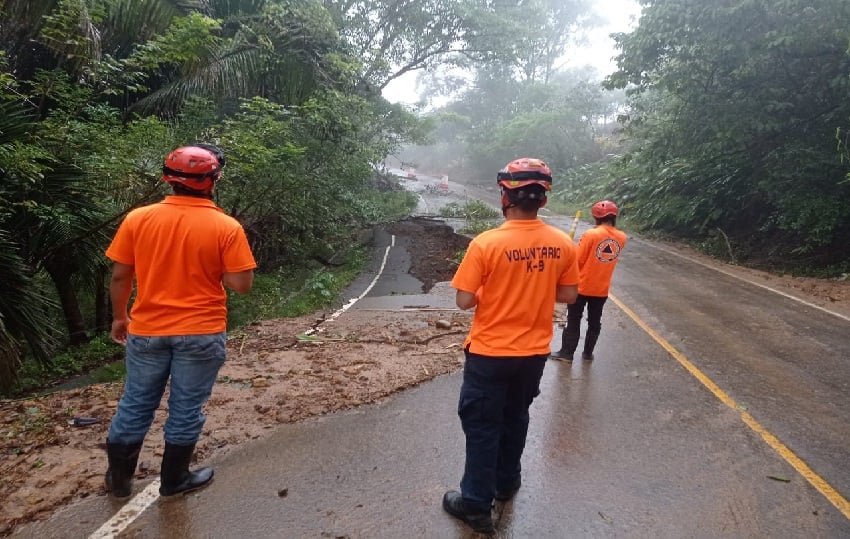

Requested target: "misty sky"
[{"left": 382, "top": 0, "right": 642, "bottom": 105}]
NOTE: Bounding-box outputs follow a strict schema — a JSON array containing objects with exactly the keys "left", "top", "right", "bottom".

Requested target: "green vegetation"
[
  {"left": 439, "top": 200, "right": 500, "bottom": 236},
  {"left": 8, "top": 335, "right": 124, "bottom": 398},
  {"left": 2, "top": 0, "right": 570, "bottom": 390},
  {"left": 3, "top": 243, "right": 375, "bottom": 398},
  {"left": 4, "top": 0, "right": 848, "bottom": 392},
  {"left": 598, "top": 0, "right": 850, "bottom": 273},
  {"left": 400, "top": 1, "right": 850, "bottom": 276},
  {"left": 402, "top": 72, "right": 619, "bottom": 189},
  {"left": 451, "top": 249, "right": 467, "bottom": 266},
  {"left": 439, "top": 200, "right": 499, "bottom": 220},
  {"left": 545, "top": 200, "right": 585, "bottom": 222},
  {"left": 461, "top": 220, "right": 498, "bottom": 236},
  {"left": 226, "top": 246, "right": 371, "bottom": 329}
]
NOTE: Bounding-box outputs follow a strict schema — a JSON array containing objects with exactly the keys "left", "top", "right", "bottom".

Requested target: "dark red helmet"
[
  {"left": 496, "top": 157, "right": 552, "bottom": 191},
  {"left": 591, "top": 200, "right": 619, "bottom": 218},
  {"left": 162, "top": 144, "right": 225, "bottom": 193}
]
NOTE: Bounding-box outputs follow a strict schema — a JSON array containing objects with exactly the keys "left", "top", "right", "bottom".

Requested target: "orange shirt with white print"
[
  {"left": 451, "top": 219, "right": 578, "bottom": 357},
  {"left": 576, "top": 224, "right": 627, "bottom": 297},
  {"left": 105, "top": 196, "right": 257, "bottom": 336}
]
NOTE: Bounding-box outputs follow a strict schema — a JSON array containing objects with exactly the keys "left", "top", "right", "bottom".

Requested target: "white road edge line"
[
  {"left": 636, "top": 238, "right": 850, "bottom": 323},
  {"left": 305, "top": 234, "right": 396, "bottom": 334},
  {"left": 88, "top": 480, "right": 161, "bottom": 539},
  {"left": 87, "top": 234, "right": 397, "bottom": 538}
]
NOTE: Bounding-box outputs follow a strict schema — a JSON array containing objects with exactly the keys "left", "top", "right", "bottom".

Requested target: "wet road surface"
[{"left": 11, "top": 203, "right": 850, "bottom": 538}]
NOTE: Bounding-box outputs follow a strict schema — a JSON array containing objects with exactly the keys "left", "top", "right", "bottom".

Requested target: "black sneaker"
[
  {"left": 494, "top": 478, "right": 521, "bottom": 501},
  {"left": 442, "top": 490, "right": 495, "bottom": 535},
  {"left": 581, "top": 352, "right": 594, "bottom": 361},
  {"left": 549, "top": 350, "right": 574, "bottom": 361}
]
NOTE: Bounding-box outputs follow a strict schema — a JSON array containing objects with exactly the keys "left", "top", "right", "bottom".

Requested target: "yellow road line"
[{"left": 609, "top": 293, "right": 850, "bottom": 521}]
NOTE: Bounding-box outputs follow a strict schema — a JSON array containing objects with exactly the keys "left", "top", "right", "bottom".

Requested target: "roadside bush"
[
  {"left": 461, "top": 220, "right": 498, "bottom": 236},
  {"left": 5, "top": 335, "right": 123, "bottom": 398},
  {"left": 439, "top": 200, "right": 499, "bottom": 219},
  {"left": 2, "top": 247, "right": 370, "bottom": 399}
]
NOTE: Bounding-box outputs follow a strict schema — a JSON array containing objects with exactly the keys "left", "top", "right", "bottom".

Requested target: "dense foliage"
[
  {"left": 7, "top": 0, "right": 846, "bottom": 390},
  {"left": 601, "top": 0, "right": 850, "bottom": 269},
  {"left": 0, "top": 0, "right": 600, "bottom": 389},
  {"left": 402, "top": 0, "right": 850, "bottom": 273}
]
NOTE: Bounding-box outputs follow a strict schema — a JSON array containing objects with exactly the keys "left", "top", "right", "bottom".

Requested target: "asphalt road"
[{"left": 12, "top": 184, "right": 850, "bottom": 538}]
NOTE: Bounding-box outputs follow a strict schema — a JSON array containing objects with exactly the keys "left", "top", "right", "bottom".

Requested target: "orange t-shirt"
[
  {"left": 451, "top": 219, "right": 578, "bottom": 356},
  {"left": 576, "top": 224, "right": 627, "bottom": 297},
  {"left": 105, "top": 196, "right": 257, "bottom": 336}
]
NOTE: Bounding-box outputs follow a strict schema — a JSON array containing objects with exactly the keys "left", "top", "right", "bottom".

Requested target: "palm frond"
[
  {"left": 100, "top": 0, "right": 190, "bottom": 57},
  {"left": 0, "top": 230, "right": 57, "bottom": 389}
]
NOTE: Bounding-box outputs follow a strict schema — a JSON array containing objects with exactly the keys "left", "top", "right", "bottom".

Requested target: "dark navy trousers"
[{"left": 458, "top": 351, "right": 547, "bottom": 511}]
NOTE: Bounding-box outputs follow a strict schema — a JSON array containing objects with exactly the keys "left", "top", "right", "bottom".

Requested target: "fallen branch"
[{"left": 416, "top": 330, "right": 466, "bottom": 345}]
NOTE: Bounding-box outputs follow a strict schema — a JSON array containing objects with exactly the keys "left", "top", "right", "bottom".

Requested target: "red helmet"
[
  {"left": 591, "top": 200, "right": 619, "bottom": 219},
  {"left": 162, "top": 144, "right": 225, "bottom": 193},
  {"left": 496, "top": 157, "right": 552, "bottom": 191}
]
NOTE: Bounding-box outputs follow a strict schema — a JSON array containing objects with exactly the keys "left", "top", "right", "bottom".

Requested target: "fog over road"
[{"left": 14, "top": 181, "right": 850, "bottom": 538}]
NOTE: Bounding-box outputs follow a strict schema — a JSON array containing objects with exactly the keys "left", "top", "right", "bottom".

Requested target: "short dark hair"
[
  {"left": 505, "top": 184, "right": 547, "bottom": 211},
  {"left": 171, "top": 182, "right": 214, "bottom": 199}
]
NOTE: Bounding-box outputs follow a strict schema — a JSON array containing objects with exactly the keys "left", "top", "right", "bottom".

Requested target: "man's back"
[
  {"left": 577, "top": 224, "right": 627, "bottom": 297},
  {"left": 451, "top": 219, "right": 577, "bottom": 357},
  {"left": 106, "top": 195, "right": 256, "bottom": 336}
]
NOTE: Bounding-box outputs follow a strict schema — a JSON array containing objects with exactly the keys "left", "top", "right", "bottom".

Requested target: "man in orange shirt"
[
  {"left": 551, "top": 200, "right": 627, "bottom": 361},
  {"left": 443, "top": 158, "right": 578, "bottom": 534},
  {"left": 103, "top": 144, "right": 257, "bottom": 499}
]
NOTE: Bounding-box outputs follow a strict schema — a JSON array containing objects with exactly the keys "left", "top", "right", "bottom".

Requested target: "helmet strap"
[{"left": 501, "top": 192, "right": 514, "bottom": 216}]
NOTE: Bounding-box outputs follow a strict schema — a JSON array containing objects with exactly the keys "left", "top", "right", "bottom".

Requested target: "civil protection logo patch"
[{"left": 595, "top": 239, "right": 621, "bottom": 263}]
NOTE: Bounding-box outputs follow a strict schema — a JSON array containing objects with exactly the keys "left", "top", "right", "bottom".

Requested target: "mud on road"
[{"left": 0, "top": 217, "right": 471, "bottom": 536}]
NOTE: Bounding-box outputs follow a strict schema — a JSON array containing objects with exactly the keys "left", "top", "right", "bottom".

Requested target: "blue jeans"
[
  {"left": 458, "top": 351, "right": 547, "bottom": 512},
  {"left": 107, "top": 332, "right": 227, "bottom": 446}
]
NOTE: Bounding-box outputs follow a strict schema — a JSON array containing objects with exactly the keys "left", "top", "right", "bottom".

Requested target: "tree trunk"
[
  {"left": 94, "top": 265, "right": 111, "bottom": 333},
  {"left": 44, "top": 256, "right": 90, "bottom": 346}
]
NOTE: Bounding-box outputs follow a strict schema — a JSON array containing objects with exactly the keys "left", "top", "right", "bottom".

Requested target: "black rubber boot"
[
  {"left": 105, "top": 440, "right": 143, "bottom": 498},
  {"left": 159, "top": 442, "right": 214, "bottom": 496},
  {"left": 442, "top": 490, "right": 494, "bottom": 535},
  {"left": 582, "top": 331, "right": 600, "bottom": 360},
  {"left": 552, "top": 330, "right": 579, "bottom": 360}
]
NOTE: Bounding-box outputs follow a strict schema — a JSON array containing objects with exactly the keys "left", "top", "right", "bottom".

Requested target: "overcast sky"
[
  {"left": 562, "top": 0, "right": 642, "bottom": 72},
  {"left": 382, "top": 0, "right": 642, "bottom": 105}
]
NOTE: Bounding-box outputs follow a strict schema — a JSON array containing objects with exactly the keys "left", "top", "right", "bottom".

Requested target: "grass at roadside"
[
  {"left": 2, "top": 186, "right": 418, "bottom": 400},
  {"left": 439, "top": 200, "right": 500, "bottom": 236},
  {"left": 8, "top": 335, "right": 126, "bottom": 398},
  {"left": 2, "top": 248, "right": 371, "bottom": 399},
  {"left": 439, "top": 200, "right": 499, "bottom": 220},
  {"left": 226, "top": 247, "right": 368, "bottom": 328}
]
